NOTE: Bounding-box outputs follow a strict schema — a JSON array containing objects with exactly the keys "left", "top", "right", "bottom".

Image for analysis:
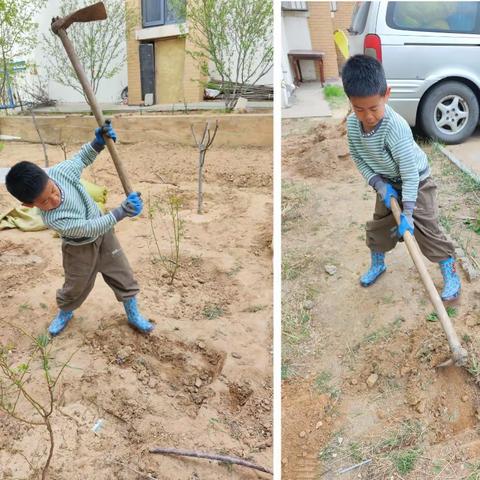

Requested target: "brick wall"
[
  {"left": 307, "top": 1, "right": 355, "bottom": 80},
  {"left": 126, "top": 0, "right": 142, "bottom": 105}
]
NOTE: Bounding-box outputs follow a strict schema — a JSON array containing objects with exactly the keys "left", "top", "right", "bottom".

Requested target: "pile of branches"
[{"left": 206, "top": 80, "right": 273, "bottom": 101}]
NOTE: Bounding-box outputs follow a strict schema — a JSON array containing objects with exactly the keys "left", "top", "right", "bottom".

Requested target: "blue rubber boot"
[
  {"left": 439, "top": 257, "right": 461, "bottom": 301},
  {"left": 360, "top": 252, "right": 386, "bottom": 287},
  {"left": 48, "top": 310, "right": 73, "bottom": 336},
  {"left": 123, "top": 297, "right": 154, "bottom": 333}
]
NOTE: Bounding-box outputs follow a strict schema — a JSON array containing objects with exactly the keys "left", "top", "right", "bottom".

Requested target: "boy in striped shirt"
[
  {"left": 341, "top": 55, "right": 460, "bottom": 301},
  {"left": 6, "top": 123, "right": 154, "bottom": 335}
]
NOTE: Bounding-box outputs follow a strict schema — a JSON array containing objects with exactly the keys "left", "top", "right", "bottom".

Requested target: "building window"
[
  {"left": 282, "top": 2, "right": 308, "bottom": 12},
  {"left": 142, "top": 0, "right": 185, "bottom": 28}
]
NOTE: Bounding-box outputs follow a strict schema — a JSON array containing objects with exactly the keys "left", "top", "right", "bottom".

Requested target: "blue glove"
[
  {"left": 111, "top": 192, "right": 143, "bottom": 221},
  {"left": 380, "top": 183, "right": 399, "bottom": 210},
  {"left": 395, "top": 211, "right": 414, "bottom": 238},
  {"left": 94, "top": 120, "right": 117, "bottom": 146},
  {"left": 123, "top": 192, "right": 142, "bottom": 216}
]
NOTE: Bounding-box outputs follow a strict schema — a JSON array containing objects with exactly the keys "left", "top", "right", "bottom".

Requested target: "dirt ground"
[
  {"left": 0, "top": 137, "right": 272, "bottom": 479},
  {"left": 282, "top": 118, "right": 480, "bottom": 479}
]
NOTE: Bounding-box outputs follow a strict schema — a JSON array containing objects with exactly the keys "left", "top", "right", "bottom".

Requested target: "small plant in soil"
[
  {"left": 281, "top": 362, "right": 296, "bottom": 380},
  {"left": 426, "top": 306, "right": 457, "bottom": 322},
  {"left": 314, "top": 371, "right": 340, "bottom": 399},
  {"left": 0, "top": 323, "right": 75, "bottom": 479},
  {"left": 466, "top": 461, "right": 480, "bottom": 479},
  {"left": 467, "top": 356, "right": 480, "bottom": 380},
  {"left": 203, "top": 304, "right": 224, "bottom": 320},
  {"left": 391, "top": 448, "right": 421, "bottom": 475},
  {"left": 148, "top": 194, "right": 184, "bottom": 285}
]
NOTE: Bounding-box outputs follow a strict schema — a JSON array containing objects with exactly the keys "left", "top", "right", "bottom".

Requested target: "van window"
[
  {"left": 386, "top": 2, "right": 480, "bottom": 34},
  {"left": 349, "top": 2, "right": 371, "bottom": 35}
]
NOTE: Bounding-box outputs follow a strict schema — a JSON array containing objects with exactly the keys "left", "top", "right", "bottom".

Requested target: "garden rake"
[
  {"left": 51, "top": 2, "right": 133, "bottom": 194},
  {"left": 390, "top": 197, "right": 468, "bottom": 367}
]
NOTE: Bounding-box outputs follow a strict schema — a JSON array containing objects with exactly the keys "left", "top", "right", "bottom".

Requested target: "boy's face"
[
  {"left": 23, "top": 179, "right": 62, "bottom": 211},
  {"left": 349, "top": 87, "right": 391, "bottom": 132}
]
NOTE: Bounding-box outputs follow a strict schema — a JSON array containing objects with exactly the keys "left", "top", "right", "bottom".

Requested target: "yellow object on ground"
[
  {"left": 334, "top": 30, "right": 349, "bottom": 60},
  {"left": 0, "top": 179, "right": 108, "bottom": 232}
]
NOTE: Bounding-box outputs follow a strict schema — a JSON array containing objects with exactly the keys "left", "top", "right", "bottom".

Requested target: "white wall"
[
  {"left": 208, "top": 39, "right": 273, "bottom": 87},
  {"left": 282, "top": 12, "right": 316, "bottom": 84},
  {"left": 19, "top": 0, "right": 127, "bottom": 104}
]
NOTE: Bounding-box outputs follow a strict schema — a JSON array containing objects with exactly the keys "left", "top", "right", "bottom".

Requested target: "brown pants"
[
  {"left": 57, "top": 229, "right": 140, "bottom": 311},
  {"left": 365, "top": 177, "right": 455, "bottom": 263}
]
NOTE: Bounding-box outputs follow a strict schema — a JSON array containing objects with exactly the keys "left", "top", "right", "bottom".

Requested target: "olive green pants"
[
  {"left": 365, "top": 177, "right": 455, "bottom": 263},
  {"left": 56, "top": 229, "right": 139, "bottom": 311}
]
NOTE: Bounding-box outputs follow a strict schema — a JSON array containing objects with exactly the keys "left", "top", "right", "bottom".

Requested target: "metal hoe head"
[{"left": 51, "top": 2, "right": 107, "bottom": 34}]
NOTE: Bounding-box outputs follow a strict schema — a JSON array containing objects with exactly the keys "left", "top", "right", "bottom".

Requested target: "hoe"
[
  {"left": 391, "top": 197, "right": 468, "bottom": 367},
  {"left": 51, "top": 2, "right": 133, "bottom": 195}
]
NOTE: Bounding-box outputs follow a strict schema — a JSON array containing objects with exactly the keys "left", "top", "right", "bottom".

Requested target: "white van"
[{"left": 348, "top": 1, "right": 480, "bottom": 144}]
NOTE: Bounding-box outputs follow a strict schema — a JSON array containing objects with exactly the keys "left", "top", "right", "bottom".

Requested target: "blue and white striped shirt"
[
  {"left": 41, "top": 143, "right": 116, "bottom": 245},
  {"left": 347, "top": 104, "right": 429, "bottom": 203}
]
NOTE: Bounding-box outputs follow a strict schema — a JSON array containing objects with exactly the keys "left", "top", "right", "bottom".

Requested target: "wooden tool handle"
[
  {"left": 390, "top": 197, "right": 467, "bottom": 366},
  {"left": 56, "top": 28, "right": 133, "bottom": 195}
]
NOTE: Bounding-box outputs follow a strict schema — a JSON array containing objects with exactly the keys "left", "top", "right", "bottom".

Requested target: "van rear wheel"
[{"left": 420, "top": 81, "right": 479, "bottom": 144}]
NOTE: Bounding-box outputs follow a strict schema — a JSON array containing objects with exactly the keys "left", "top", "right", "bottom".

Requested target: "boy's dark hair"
[
  {"left": 341, "top": 54, "right": 387, "bottom": 98},
  {"left": 6, "top": 161, "right": 49, "bottom": 203}
]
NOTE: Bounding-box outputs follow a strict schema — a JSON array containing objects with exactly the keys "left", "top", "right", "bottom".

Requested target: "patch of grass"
[
  {"left": 281, "top": 363, "right": 296, "bottom": 380},
  {"left": 348, "top": 441, "right": 364, "bottom": 463},
  {"left": 318, "top": 443, "right": 337, "bottom": 462},
  {"left": 282, "top": 180, "right": 310, "bottom": 228},
  {"left": 464, "top": 217, "right": 480, "bottom": 235},
  {"left": 323, "top": 84, "right": 347, "bottom": 108},
  {"left": 314, "top": 371, "right": 332, "bottom": 392},
  {"left": 242, "top": 304, "right": 267, "bottom": 313},
  {"left": 463, "top": 333, "right": 473, "bottom": 344},
  {"left": 439, "top": 214, "right": 453, "bottom": 233},
  {"left": 19, "top": 303, "right": 32, "bottom": 312},
  {"left": 363, "top": 318, "right": 403, "bottom": 344},
  {"left": 467, "top": 356, "right": 480, "bottom": 378},
  {"left": 391, "top": 448, "right": 421, "bottom": 474},
  {"left": 202, "top": 304, "right": 224, "bottom": 320},
  {"left": 378, "top": 420, "right": 424, "bottom": 451},
  {"left": 0, "top": 142, "right": 4, "bottom": 152},
  {"left": 283, "top": 306, "right": 312, "bottom": 344},
  {"left": 227, "top": 262, "right": 242, "bottom": 277},
  {"left": 466, "top": 461, "right": 480, "bottom": 479},
  {"left": 282, "top": 251, "right": 312, "bottom": 281},
  {"left": 314, "top": 371, "right": 340, "bottom": 399},
  {"left": 426, "top": 306, "right": 457, "bottom": 322}
]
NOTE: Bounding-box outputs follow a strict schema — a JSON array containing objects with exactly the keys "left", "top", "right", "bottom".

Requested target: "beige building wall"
[
  {"left": 307, "top": 2, "right": 355, "bottom": 80},
  {"left": 126, "top": 0, "right": 142, "bottom": 105},
  {"left": 126, "top": 0, "right": 203, "bottom": 105}
]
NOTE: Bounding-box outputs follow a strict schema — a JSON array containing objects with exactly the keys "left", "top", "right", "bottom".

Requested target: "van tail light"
[{"left": 364, "top": 34, "right": 382, "bottom": 62}]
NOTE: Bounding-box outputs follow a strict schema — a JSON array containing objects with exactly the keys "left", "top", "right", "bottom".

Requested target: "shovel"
[
  {"left": 390, "top": 197, "right": 468, "bottom": 367},
  {"left": 51, "top": 2, "right": 133, "bottom": 195}
]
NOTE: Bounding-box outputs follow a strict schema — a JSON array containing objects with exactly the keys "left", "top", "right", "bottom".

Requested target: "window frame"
[
  {"left": 282, "top": 2, "right": 308, "bottom": 12},
  {"left": 141, "top": 0, "right": 165, "bottom": 28}
]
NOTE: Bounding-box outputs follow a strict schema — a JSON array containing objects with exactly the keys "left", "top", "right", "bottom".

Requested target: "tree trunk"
[
  {"left": 42, "top": 416, "right": 54, "bottom": 480},
  {"left": 197, "top": 150, "right": 205, "bottom": 214},
  {"left": 31, "top": 109, "right": 49, "bottom": 167}
]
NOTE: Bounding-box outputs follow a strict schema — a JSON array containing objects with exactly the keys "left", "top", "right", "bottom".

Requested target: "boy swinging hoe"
[{"left": 6, "top": 124, "right": 154, "bottom": 336}]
